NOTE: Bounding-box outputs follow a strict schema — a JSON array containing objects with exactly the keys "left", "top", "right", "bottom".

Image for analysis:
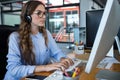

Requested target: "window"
[
  {"left": 64, "top": 0, "right": 79, "bottom": 4},
  {"left": 48, "top": 6, "right": 79, "bottom": 42},
  {"left": 0, "top": 0, "right": 80, "bottom": 43}
]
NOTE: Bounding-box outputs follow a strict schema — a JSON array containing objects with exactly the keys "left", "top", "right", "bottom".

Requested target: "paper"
[{"left": 97, "top": 57, "right": 120, "bottom": 69}]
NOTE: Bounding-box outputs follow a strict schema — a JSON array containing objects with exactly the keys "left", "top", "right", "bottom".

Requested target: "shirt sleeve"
[
  {"left": 47, "top": 30, "right": 67, "bottom": 61},
  {"left": 6, "top": 32, "right": 36, "bottom": 78}
]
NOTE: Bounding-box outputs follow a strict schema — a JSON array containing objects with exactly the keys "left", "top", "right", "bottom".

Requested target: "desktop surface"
[
  {"left": 21, "top": 51, "right": 120, "bottom": 80},
  {"left": 96, "top": 69, "right": 120, "bottom": 80}
]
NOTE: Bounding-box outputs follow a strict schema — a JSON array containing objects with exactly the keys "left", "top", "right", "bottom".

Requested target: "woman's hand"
[
  {"left": 35, "top": 62, "right": 67, "bottom": 72},
  {"left": 34, "top": 58, "right": 74, "bottom": 73},
  {"left": 45, "top": 58, "right": 74, "bottom": 72},
  {"left": 60, "top": 57, "right": 74, "bottom": 70},
  {"left": 44, "top": 62, "right": 67, "bottom": 72}
]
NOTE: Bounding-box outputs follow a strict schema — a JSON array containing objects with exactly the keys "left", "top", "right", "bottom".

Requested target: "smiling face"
[{"left": 31, "top": 4, "right": 46, "bottom": 31}]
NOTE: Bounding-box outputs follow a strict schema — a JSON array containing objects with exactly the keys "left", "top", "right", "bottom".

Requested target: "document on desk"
[{"left": 97, "top": 57, "right": 120, "bottom": 69}]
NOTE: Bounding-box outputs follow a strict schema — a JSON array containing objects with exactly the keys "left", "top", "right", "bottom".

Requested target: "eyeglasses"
[{"left": 33, "top": 10, "right": 46, "bottom": 18}]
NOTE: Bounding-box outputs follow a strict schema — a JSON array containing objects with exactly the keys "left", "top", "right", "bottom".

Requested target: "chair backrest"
[{"left": 0, "top": 25, "right": 18, "bottom": 79}]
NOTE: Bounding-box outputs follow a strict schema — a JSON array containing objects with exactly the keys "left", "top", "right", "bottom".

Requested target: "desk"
[
  {"left": 21, "top": 52, "right": 120, "bottom": 80},
  {"left": 78, "top": 63, "right": 120, "bottom": 80}
]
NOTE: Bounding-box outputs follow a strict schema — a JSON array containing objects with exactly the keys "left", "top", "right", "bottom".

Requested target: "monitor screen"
[
  {"left": 85, "top": 0, "right": 120, "bottom": 73},
  {"left": 86, "top": 9, "right": 103, "bottom": 49}
]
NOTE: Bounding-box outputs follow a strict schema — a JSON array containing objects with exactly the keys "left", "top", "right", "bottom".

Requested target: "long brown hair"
[{"left": 18, "top": 1, "right": 48, "bottom": 65}]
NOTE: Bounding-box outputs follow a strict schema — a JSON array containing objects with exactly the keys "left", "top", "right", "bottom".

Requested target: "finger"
[
  {"left": 63, "top": 58, "right": 74, "bottom": 66},
  {"left": 54, "top": 63, "right": 67, "bottom": 70},
  {"left": 59, "top": 62, "right": 68, "bottom": 69},
  {"left": 60, "top": 66, "right": 65, "bottom": 72},
  {"left": 68, "top": 58, "right": 74, "bottom": 66}
]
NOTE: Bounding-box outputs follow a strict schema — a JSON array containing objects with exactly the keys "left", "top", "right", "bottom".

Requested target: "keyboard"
[
  {"left": 44, "top": 59, "right": 87, "bottom": 80},
  {"left": 44, "top": 70, "right": 63, "bottom": 80},
  {"left": 66, "top": 58, "right": 82, "bottom": 71}
]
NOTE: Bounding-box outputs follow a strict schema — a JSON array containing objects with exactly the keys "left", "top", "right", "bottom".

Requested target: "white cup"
[
  {"left": 74, "top": 45, "right": 84, "bottom": 54},
  {"left": 63, "top": 71, "right": 80, "bottom": 80}
]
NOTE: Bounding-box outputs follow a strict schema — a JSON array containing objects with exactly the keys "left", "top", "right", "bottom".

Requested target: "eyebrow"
[{"left": 35, "top": 10, "right": 46, "bottom": 12}]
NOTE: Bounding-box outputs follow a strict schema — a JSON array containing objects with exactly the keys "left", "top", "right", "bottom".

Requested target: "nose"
[{"left": 42, "top": 14, "right": 46, "bottom": 18}]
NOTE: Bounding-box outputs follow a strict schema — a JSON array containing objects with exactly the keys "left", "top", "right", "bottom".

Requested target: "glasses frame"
[{"left": 33, "top": 10, "right": 46, "bottom": 18}]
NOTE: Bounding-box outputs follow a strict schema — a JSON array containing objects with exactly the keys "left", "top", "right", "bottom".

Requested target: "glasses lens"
[{"left": 35, "top": 10, "right": 46, "bottom": 17}]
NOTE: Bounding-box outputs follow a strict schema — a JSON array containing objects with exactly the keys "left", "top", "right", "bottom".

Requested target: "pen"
[
  {"left": 64, "top": 71, "right": 70, "bottom": 77},
  {"left": 60, "top": 66, "right": 70, "bottom": 77},
  {"left": 72, "top": 70, "right": 76, "bottom": 78},
  {"left": 72, "top": 67, "right": 80, "bottom": 78},
  {"left": 76, "top": 68, "right": 80, "bottom": 76}
]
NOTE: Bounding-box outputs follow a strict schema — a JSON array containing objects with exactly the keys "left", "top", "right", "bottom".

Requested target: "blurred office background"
[
  {"left": 0, "top": 0, "right": 106, "bottom": 79},
  {"left": 0, "top": 0, "right": 105, "bottom": 53}
]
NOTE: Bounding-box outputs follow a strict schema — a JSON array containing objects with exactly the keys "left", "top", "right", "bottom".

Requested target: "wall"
[
  {"left": 3, "top": 14, "right": 20, "bottom": 26},
  {"left": 78, "top": 0, "right": 102, "bottom": 44},
  {"left": 80, "top": 0, "right": 101, "bottom": 28}
]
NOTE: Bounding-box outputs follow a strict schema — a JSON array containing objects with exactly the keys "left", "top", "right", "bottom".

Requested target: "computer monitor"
[
  {"left": 85, "top": 0, "right": 120, "bottom": 73},
  {"left": 86, "top": 9, "right": 103, "bottom": 49}
]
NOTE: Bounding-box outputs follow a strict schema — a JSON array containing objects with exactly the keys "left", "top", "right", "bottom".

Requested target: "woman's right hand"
[
  {"left": 34, "top": 62, "right": 66, "bottom": 73},
  {"left": 45, "top": 62, "right": 66, "bottom": 71}
]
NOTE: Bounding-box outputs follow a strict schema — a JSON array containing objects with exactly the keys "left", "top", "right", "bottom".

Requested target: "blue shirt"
[{"left": 4, "top": 30, "right": 66, "bottom": 80}]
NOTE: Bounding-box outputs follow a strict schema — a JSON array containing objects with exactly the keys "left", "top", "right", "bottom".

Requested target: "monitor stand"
[
  {"left": 114, "top": 36, "right": 120, "bottom": 61},
  {"left": 106, "top": 46, "right": 113, "bottom": 57},
  {"left": 115, "top": 36, "right": 120, "bottom": 53}
]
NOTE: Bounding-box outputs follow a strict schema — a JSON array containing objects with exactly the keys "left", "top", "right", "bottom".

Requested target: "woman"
[{"left": 4, "top": 1, "right": 73, "bottom": 80}]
